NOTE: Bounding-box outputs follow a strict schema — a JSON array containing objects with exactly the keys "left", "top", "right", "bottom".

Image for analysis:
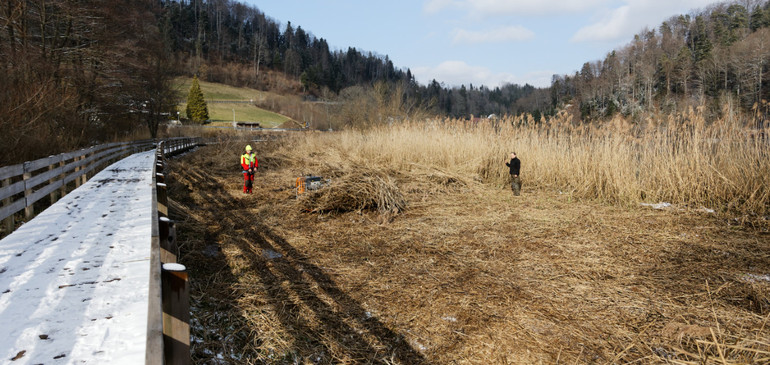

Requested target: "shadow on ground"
[{"left": 169, "top": 159, "right": 425, "bottom": 364}]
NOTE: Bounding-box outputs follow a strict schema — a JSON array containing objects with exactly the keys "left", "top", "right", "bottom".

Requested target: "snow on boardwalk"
[{"left": 0, "top": 151, "right": 156, "bottom": 364}]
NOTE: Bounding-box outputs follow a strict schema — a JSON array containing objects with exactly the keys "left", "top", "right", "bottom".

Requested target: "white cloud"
[
  {"left": 412, "top": 60, "right": 553, "bottom": 88},
  {"left": 423, "top": 0, "right": 463, "bottom": 14},
  {"left": 424, "top": 0, "right": 609, "bottom": 16},
  {"left": 571, "top": 0, "right": 719, "bottom": 43},
  {"left": 452, "top": 26, "right": 535, "bottom": 44},
  {"left": 571, "top": 6, "right": 631, "bottom": 42}
]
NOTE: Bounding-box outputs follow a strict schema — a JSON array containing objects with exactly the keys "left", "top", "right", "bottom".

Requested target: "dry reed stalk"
[{"left": 279, "top": 108, "right": 769, "bottom": 228}]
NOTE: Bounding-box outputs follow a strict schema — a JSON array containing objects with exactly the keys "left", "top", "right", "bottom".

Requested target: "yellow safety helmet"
[{"left": 245, "top": 145, "right": 252, "bottom": 151}]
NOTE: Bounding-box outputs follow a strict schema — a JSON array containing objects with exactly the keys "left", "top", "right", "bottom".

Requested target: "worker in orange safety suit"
[{"left": 241, "top": 144, "right": 258, "bottom": 193}]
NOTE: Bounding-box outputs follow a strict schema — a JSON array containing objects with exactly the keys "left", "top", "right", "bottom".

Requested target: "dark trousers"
[{"left": 510, "top": 175, "right": 521, "bottom": 196}]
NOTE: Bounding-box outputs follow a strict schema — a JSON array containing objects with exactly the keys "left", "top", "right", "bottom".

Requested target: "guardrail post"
[
  {"left": 161, "top": 263, "right": 190, "bottom": 365},
  {"left": 157, "top": 182, "right": 168, "bottom": 217},
  {"left": 159, "top": 217, "right": 177, "bottom": 263},
  {"left": 23, "top": 162, "right": 34, "bottom": 220},
  {"left": 2, "top": 178, "right": 14, "bottom": 232}
]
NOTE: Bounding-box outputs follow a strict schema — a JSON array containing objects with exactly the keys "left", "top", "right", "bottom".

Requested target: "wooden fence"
[
  {"left": 0, "top": 137, "right": 199, "bottom": 363},
  {"left": 0, "top": 140, "right": 149, "bottom": 236},
  {"left": 0, "top": 138, "right": 201, "bottom": 238}
]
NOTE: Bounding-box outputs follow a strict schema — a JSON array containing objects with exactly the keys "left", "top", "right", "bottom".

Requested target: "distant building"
[{"left": 469, "top": 114, "right": 496, "bottom": 123}]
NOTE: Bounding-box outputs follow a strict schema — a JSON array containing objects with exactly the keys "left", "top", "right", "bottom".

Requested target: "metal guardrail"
[{"left": 147, "top": 138, "right": 197, "bottom": 365}]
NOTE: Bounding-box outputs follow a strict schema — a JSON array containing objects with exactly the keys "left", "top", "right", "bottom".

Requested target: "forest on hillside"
[
  {"left": 552, "top": 0, "right": 770, "bottom": 123},
  {"left": 0, "top": 0, "right": 175, "bottom": 164},
  {"left": 159, "top": 0, "right": 540, "bottom": 118},
  {"left": 161, "top": 0, "right": 770, "bottom": 122}
]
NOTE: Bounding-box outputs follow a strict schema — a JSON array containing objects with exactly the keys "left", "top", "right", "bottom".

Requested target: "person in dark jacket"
[{"left": 505, "top": 152, "right": 521, "bottom": 196}]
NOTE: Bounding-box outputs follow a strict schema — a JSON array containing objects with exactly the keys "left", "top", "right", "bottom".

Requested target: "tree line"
[
  {"left": 159, "top": 0, "right": 542, "bottom": 119},
  {"left": 162, "top": 0, "right": 410, "bottom": 92},
  {"left": 162, "top": 0, "right": 770, "bottom": 123}
]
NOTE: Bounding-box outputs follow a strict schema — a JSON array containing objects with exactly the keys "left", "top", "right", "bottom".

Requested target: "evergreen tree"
[{"left": 185, "top": 75, "right": 209, "bottom": 123}]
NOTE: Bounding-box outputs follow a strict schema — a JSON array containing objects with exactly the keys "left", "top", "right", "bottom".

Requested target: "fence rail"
[
  {"left": 0, "top": 137, "right": 198, "bottom": 364},
  {"left": 0, "top": 138, "right": 199, "bottom": 238}
]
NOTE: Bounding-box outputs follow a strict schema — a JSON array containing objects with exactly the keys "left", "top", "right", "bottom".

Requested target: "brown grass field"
[{"left": 168, "top": 111, "right": 769, "bottom": 364}]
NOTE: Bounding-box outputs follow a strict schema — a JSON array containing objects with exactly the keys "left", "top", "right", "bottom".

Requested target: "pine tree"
[{"left": 185, "top": 75, "right": 209, "bottom": 123}]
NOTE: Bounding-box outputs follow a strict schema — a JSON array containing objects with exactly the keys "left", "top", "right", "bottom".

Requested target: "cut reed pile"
[{"left": 298, "top": 167, "right": 406, "bottom": 215}]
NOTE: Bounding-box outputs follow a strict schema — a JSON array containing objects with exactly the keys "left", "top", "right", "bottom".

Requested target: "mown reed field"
[
  {"left": 172, "top": 125, "right": 770, "bottom": 364},
  {"left": 286, "top": 106, "right": 769, "bottom": 226}
]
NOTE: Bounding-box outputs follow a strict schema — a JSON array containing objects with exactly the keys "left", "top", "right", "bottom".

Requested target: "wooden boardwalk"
[{"left": 0, "top": 151, "right": 156, "bottom": 364}]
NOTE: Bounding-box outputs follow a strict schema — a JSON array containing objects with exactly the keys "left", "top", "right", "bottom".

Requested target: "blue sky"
[{"left": 244, "top": 0, "right": 722, "bottom": 88}]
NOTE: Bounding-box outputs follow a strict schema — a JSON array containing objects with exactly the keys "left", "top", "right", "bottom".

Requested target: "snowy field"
[{"left": 0, "top": 151, "right": 155, "bottom": 364}]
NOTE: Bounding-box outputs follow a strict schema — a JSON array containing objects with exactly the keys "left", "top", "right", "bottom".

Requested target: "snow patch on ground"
[
  {"left": 741, "top": 273, "right": 770, "bottom": 283},
  {"left": 640, "top": 202, "right": 672, "bottom": 210},
  {"left": 0, "top": 151, "right": 155, "bottom": 364}
]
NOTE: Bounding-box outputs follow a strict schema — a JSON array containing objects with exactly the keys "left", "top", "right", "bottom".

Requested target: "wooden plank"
[
  {"left": 0, "top": 163, "right": 24, "bottom": 181},
  {"left": 157, "top": 183, "right": 168, "bottom": 217},
  {"left": 61, "top": 144, "right": 128, "bottom": 188},
  {"left": 0, "top": 140, "right": 155, "bottom": 228},
  {"left": 0, "top": 179, "right": 25, "bottom": 201},
  {"left": 62, "top": 165, "right": 85, "bottom": 186},
  {"left": 72, "top": 146, "right": 127, "bottom": 177},
  {"left": 74, "top": 156, "right": 83, "bottom": 188},
  {"left": 25, "top": 180, "right": 64, "bottom": 208},
  {"left": 80, "top": 151, "right": 91, "bottom": 185},
  {"left": 61, "top": 154, "right": 90, "bottom": 174},
  {"left": 60, "top": 145, "right": 102, "bottom": 161},
  {"left": 159, "top": 217, "right": 177, "bottom": 264},
  {"left": 24, "top": 165, "right": 63, "bottom": 191},
  {"left": 47, "top": 142, "right": 149, "bottom": 192},
  {"left": 60, "top": 149, "right": 89, "bottom": 161},
  {"left": 0, "top": 198, "right": 25, "bottom": 222},
  {"left": 146, "top": 235, "right": 165, "bottom": 365},
  {"left": 25, "top": 155, "right": 61, "bottom": 173}
]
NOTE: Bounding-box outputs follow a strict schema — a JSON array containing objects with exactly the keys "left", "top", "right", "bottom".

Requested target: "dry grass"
[
  {"left": 166, "top": 122, "right": 770, "bottom": 364},
  {"left": 282, "top": 107, "right": 768, "bottom": 228}
]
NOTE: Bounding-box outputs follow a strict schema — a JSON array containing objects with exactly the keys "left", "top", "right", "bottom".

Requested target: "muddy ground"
[{"left": 167, "top": 142, "right": 769, "bottom": 364}]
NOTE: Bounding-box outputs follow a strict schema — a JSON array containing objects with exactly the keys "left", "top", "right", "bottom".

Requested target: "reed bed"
[{"left": 283, "top": 107, "right": 769, "bottom": 227}]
